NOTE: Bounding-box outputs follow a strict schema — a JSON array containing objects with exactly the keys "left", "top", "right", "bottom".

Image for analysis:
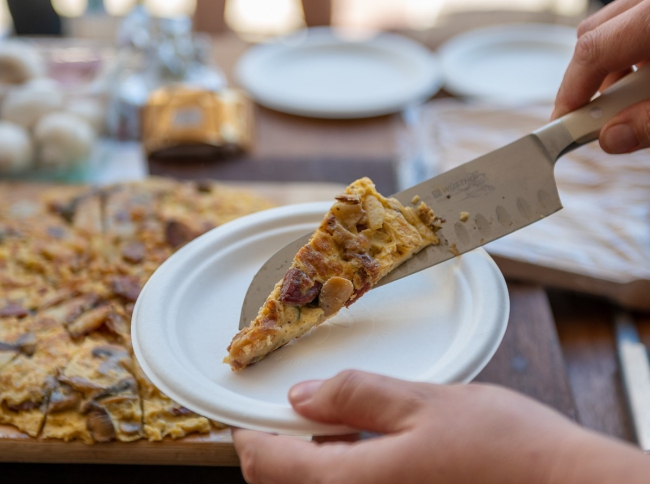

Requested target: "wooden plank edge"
[
  {"left": 0, "top": 427, "right": 239, "bottom": 466},
  {"left": 491, "top": 254, "right": 650, "bottom": 312}
]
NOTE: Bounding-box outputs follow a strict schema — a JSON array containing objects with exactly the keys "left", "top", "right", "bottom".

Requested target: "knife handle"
[{"left": 559, "top": 63, "right": 650, "bottom": 146}]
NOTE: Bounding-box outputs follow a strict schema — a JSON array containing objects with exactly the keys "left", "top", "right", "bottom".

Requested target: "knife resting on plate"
[{"left": 240, "top": 65, "right": 650, "bottom": 329}]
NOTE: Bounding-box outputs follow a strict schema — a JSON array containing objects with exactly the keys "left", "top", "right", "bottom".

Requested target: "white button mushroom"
[
  {"left": 66, "top": 98, "right": 106, "bottom": 134},
  {"left": 1, "top": 82, "right": 64, "bottom": 130},
  {"left": 0, "top": 42, "right": 45, "bottom": 85},
  {"left": 20, "top": 77, "right": 61, "bottom": 92},
  {"left": 34, "top": 112, "right": 95, "bottom": 169},
  {"left": 0, "top": 121, "right": 34, "bottom": 173}
]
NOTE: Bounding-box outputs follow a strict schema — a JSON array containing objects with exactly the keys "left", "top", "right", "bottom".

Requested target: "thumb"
[
  {"left": 288, "top": 370, "right": 430, "bottom": 433},
  {"left": 600, "top": 100, "right": 650, "bottom": 154}
]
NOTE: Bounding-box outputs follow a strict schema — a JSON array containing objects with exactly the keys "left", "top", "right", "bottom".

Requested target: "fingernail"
[
  {"left": 289, "top": 380, "right": 323, "bottom": 405},
  {"left": 602, "top": 124, "right": 639, "bottom": 153}
]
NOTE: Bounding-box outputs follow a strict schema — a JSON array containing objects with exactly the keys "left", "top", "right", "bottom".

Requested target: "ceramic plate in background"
[
  {"left": 132, "top": 202, "right": 509, "bottom": 435},
  {"left": 439, "top": 23, "right": 576, "bottom": 103},
  {"left": 236, "top": 28, "right": 443, "bottom": 118}
]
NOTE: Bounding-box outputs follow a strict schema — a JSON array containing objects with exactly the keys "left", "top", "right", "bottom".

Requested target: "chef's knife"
[
  {"left": 240, "top": 65, "right": 650, "bottom": 329},
  {"left": 615, "top": 311, "right": 650, "bottom": 453}
]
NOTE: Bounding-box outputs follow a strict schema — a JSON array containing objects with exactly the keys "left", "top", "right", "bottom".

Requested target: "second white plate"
[
  {"left": 439, "top": 23, "right": 577, "bottom": 103},
  {"left": 236, "top": 28, "right": 443, "bottom": 118},
  {"left": 132, "top": 202, "right": 509, "bottom": 435}
]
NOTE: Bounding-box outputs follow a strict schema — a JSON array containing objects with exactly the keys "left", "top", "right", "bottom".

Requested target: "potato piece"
[
  {"left": 332, "top": 201, "right": 364, "bottom": 230},
  {"left": 67, "top": 305, "right": 111, "bottom": 338},
  {"left": 364, "top": 195, "right": 385, "bottom": 230}
]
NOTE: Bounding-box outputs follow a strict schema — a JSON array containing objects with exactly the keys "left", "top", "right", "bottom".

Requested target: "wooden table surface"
[{"left": 5, "top": 15, "right": 647, "bottom": 482}]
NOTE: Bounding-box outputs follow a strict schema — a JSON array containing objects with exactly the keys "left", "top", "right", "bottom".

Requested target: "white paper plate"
[
  {"left": 132, "top": 202, "right": 509, "bottom": 435},
  {"left": 236, "top": 28, "right": 443, "bottom": 118},
  {"left": 439, "top": 23, "right": 576, "bottom": 103}
]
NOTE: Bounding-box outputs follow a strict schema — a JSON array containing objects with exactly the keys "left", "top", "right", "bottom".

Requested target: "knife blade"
[
  {"left": 615, "top": 312, "right": 650, "bottom": 453},
  {"left": 240, "top": 64, "right": 650, "bottom": 330}
]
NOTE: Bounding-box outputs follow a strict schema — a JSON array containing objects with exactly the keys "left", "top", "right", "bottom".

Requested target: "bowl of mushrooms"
[{"left": 0, "top": 39, "right": 112, "bottom": 181}]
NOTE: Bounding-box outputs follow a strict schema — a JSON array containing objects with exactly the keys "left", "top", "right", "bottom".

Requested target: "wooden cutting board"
[
  {"left": 0, "top": 180, "right": 345, "bottom": 467},
  {"left": 0, "top": 425, "right": 238, "bottom": 466}
]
